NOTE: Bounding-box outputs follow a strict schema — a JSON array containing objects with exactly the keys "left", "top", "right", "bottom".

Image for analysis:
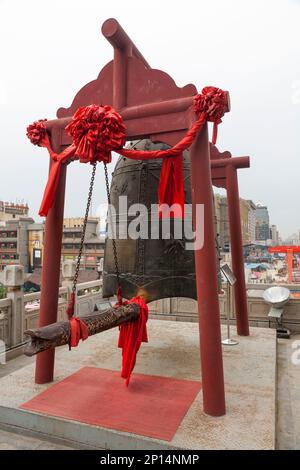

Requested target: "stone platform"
[{"left": 0, "top": 320, "right": 276, "bottom": 450}]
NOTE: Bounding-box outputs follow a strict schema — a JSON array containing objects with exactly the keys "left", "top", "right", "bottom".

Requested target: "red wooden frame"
[
  {"left": 34, "top": 18, "right": 250, "bottom": 418},
  {"left": 211, "top": 145, "right": 250, "bottom": 336}
]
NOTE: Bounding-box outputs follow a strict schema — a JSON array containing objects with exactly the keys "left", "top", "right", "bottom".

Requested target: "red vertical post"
[
  {"left": 35, "top": 128, "right": 67, "bottom": 384},
  {"left": 287, "top": 249, "right": 293, "bottom": 284},
  {"left": 226, "top": 164, "right": 249, "bottom": 336},
  {"left": 190, "top": 124, "right": 226, "bottom": 417}
]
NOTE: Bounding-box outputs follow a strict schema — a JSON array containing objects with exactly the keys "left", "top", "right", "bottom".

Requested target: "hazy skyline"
[{"left": 0, "top": 0, "right": 299, "bottom": 238}]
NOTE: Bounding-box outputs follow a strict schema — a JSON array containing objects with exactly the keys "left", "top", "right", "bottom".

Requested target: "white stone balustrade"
[{"left": 0, "top": 262, "right": 300, "bottom": 361}]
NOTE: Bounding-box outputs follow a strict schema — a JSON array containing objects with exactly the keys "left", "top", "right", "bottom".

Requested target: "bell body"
[{"left": 102, "top": 140, "right": 219, "bottom": 303}]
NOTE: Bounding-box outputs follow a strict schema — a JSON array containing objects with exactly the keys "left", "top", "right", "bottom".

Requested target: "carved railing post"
[
  {"left": 3, "top": 265, "right": 24, "bottom": 347},
  {"left": 62, "top": 259, "right": 76, "bottom": 311}
]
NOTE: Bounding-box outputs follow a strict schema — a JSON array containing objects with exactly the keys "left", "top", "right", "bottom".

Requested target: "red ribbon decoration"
[
  {"left": 26, "top": 87, "right": 228, "bottom": 218},
  {"left": 26, "top": 119, "right": 50, "bottom": 148},
  {"left": 117, "top": 296, "right": 148, "bottom": 386},
  {"left": 66, "top": 291, "right": 76, "bottom": 318},
  {"left": 67, "top": 292, "right": 148, "bottom": 383},
  {"left": 65, "top": 104, "right": 125, "bottom": 164},
  {"left": 69, "top": 317, "right": 89, "bottom": 348},
  {"left": 64, "top": 291, "right": 88, "bottom": 349},
  {"left": 158, "top": 153, "right": 184, "bottom": 218},
  {"left": 194, "top": 86, "right": 228, "bottom": 145},
  {"left": 117, "top": 107, "right": 209, "bottom": 218},
  {"left": 38, "top": 145, "right": 77, "bottom": 216}
]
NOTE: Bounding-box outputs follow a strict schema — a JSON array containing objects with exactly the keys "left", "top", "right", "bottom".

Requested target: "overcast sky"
[{"left": 0, "top": 0, "right": 299, "bottom": 238}]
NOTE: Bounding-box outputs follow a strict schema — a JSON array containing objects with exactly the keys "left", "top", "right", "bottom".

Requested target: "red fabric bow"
[
  {"left": 66, "top": 292, "right": 88, "bottom": 349},
  {"left": 118, "top": 296, "right": 148, "bottom": 386},
  {"left": 26, "top": 119, "right": 49, "bottom": 146},
  {"left": 26, "top": 119, "right": 59, "bottom": 161},
  {"left": 65, "top": 104, "right": 125, "bottom": 164},
  {"left": 26, "top": 120, "right": 77, "bottom": 216},
  {"left": 194, "top": 86, "right": 228, "bottom": 144},
  {"left": 69, "top": 317, "right": 89, "bottom": 348}
]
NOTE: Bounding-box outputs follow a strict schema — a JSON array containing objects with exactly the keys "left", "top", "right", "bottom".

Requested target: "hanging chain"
[
  {"left": 103, "top": 162, "right": 120, "bottom": 287},
  {"left": 72, "top": 163, "right": 97, "bottom": 293}
]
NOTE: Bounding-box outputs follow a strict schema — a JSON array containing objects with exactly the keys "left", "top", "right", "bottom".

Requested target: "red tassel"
[
  {"left": 114, "top": 286, "right": 123, "bottom": 308},
  {"left": 66, "top": 292, "right": 75, "bottom": 319}
]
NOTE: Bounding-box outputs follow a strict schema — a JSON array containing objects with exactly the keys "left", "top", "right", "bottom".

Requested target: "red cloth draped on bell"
[
  {"left": 158, "top": 153, "right": 184, "bottom": 218},
  {"left": 117, "top": 296, "right": 148, "bottom": 386},
  {"left": 117, "top": 109, "right": 208, "bottom": 218},
  {"left": 26, "top": 87, "right": 228, "bottom": 218}
]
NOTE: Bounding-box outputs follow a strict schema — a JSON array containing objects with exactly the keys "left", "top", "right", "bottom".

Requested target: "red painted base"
[{"left": 21, "top": 367, "right": 201, "bottom": 441}]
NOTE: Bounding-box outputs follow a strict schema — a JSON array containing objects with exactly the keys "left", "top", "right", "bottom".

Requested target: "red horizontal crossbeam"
[
  {"left": 211, "top": 156, "right": 249, "bottom": 170},
  {"left": 45, "top": 96, "right": 195, "bottom": 133}
]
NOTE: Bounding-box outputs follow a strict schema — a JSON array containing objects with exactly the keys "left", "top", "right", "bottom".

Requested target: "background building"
[
  {"left": 270, "top": 224, "right": 279, "bottom": 246},
  {"left": 62, "top": 217, "right": 104, "bottom": 270},
  {"left": 214, "top": 194, "right": 230, "bottom": 250},
  {"left": 0, "top": 215, "right": 104, "bottom": 273},
  {"left": 240, "top": 199, "right": 251, "bottom": 245},
  {"left": 27, "top": 223, "right": 44, "bottom": 271},
  {"left": 247, "top": 200, "right": 257, "bottom": 244},
  {"left": 214, "top": 195, "right": 254, "bottom": 250},
  {"left": 0, "top": 218, "right": 34, "bottom": 272},
  {"left": 255, "top": 203, "right": 270, "bottom": 244},
  {"left": 0, "top": 201, "right": 29, "bottom": 221},
  {"left": 63, "top": 217, "right": 93, "bottom": 229}
]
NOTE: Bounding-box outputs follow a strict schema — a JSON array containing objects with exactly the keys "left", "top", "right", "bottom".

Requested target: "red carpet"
[{"left": 20, "top": 367, "right": 201, "bottom": 441}]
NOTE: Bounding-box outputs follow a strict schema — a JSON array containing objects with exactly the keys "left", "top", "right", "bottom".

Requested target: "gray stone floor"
[
  {"left": 0, "top": 354, "right": 34, "bottom": 379},
  {"left": 0, "top": 428, "right": 74, "bottom": 450},
  {"left": 0, "top": 329, "right": 299, "bottom": 450},
  {"left": 0, "top": 357, "right": 73, "bottom": 449},
  {"left": 0, "top": 323, "right": 276, "bottom": 450},
  {"left": 276, "top": 334, "right": 300, "bottom": 450}
]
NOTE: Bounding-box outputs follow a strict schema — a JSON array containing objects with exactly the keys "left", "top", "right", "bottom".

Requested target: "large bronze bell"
[{"left": 102, "top": 140, "right": 220, "bottom": 303}]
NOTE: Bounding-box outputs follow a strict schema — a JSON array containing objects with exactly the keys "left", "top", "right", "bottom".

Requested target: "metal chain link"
[
  {"left": 103, "top": 162, "right": 120, "bottom": 287},
  {"left": 72, "top": 163, "right": 97, "bottom": 293}
]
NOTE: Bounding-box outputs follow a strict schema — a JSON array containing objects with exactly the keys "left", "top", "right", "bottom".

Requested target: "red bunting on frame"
[{"left": 26, "top": 87, "right": 228, "bottom": 218}]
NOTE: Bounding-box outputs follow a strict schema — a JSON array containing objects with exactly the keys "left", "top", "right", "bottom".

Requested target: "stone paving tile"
[
  {"left": 1, "top": 328, "right": 299, "bottom": 450},
  {"left": 0, "top": 355, "right": 34, "bottom": 379},
  {"left": 276, "top": 335, "right": 300, "bottom": 450},
  {"left": 0, "top": 428, "right": 74, "bottom": 450}
]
